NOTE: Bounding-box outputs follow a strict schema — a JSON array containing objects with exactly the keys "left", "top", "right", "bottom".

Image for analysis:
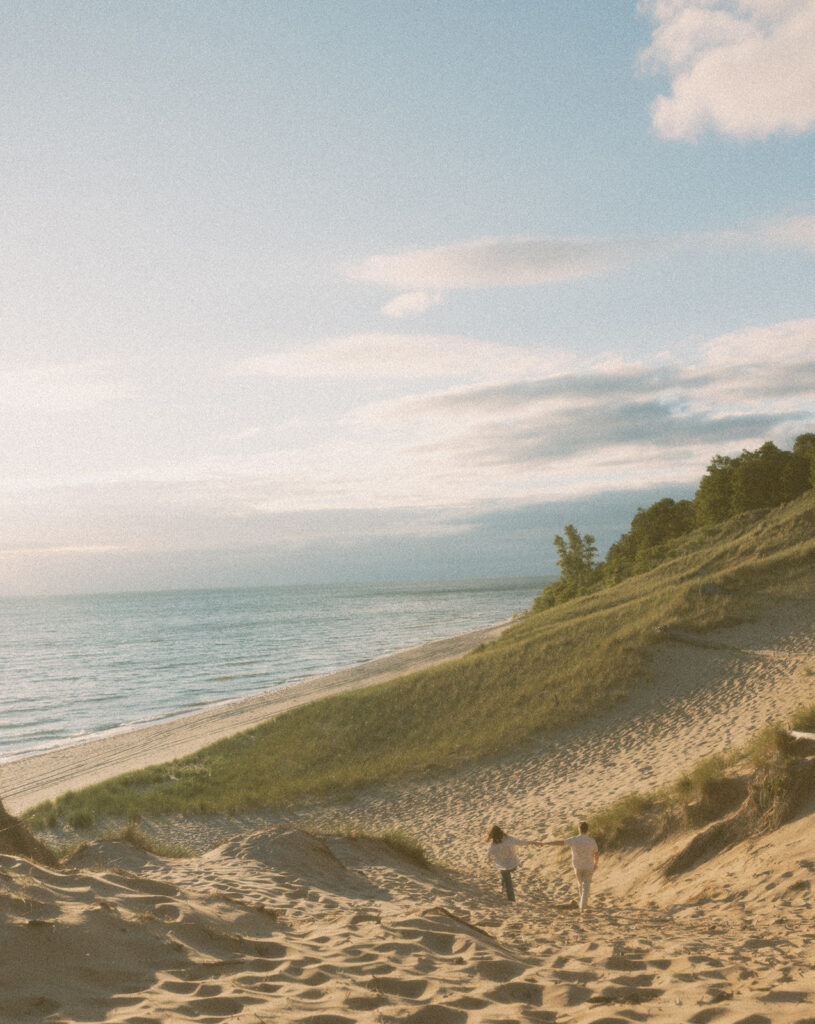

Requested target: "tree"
[
  {"left": 553, "top": 525, "right": 598, "bottom": 586},
  {"left": 792, "top": 432, "right": 815, "bottom": 459},
  {"left": 694, "top": 440, "right": 812, "bottom": 523},
  {"left": 534, "top": 525, "right": 599, "bottom": 609},
  {"left": 535, "top": 436, "right": 814, "bottom": 612},
  {"left": 603, "top": 497, "right": 696, "bottom": 582},
  {"left": 792, "top": 433, "right": 815, "bottom": 490},
  {"left": 730, "top": 441, "right": 786, "bottom": 513},
  {"left": 694, "top": 454, "right": 735, "bottom": 525}
]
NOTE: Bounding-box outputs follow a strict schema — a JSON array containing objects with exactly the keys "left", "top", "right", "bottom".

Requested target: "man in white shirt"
[{"left": 544, "top": 820, "right": 599, "bottom": 912}]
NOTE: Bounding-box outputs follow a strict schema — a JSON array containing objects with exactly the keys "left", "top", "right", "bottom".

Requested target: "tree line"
[{"left": 535, "top": 434, "right": 815, "bottom": 609}]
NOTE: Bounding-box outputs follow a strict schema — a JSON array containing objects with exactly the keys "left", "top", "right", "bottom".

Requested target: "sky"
[{"left": 1, "top": 0, "right": 814, "bottom": 596}]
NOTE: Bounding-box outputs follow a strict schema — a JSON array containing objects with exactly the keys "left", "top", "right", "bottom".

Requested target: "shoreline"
[{"left": 1, "top": 618, "right": 511, "bottom": 816}]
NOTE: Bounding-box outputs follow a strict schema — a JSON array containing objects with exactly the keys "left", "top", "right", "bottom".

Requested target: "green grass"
[
  {"left": 23, "top": 490, "right": 815, "bottom": 832},
  {"left": 78, "top": 824, "right": 194, "bottom": 860}
]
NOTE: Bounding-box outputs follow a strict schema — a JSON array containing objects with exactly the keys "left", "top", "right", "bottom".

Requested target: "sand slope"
[
  {"left": 3, "top": 596, "right": 815, "bottom": 1022},
  {"left": 2, "top": 811, "right": 813, "bottom": 1024}
]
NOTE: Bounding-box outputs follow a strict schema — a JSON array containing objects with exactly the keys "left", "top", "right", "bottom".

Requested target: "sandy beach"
[
  {"left": 2, "top": 618, "right": 511, "bottom": 816},
  {"left": 2, "top": 597, "right": 815, "bottom": 1023}
]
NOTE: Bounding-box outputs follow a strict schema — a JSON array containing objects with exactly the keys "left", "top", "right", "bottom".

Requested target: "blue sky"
[{"left": 1, "top": 0, "right": 814, "bottom": 595}]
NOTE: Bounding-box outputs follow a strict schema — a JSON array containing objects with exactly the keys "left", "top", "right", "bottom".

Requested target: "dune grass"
[
  {"left": 24, "top": 491, "right": 815, "bottom": 833},
  {"left": 790, "top": 705, "right": 815, "bottom": 732},
  {"left": 323, "top": 826, "right": 436, "bottom": 870},
  {"left": 590, "top": 708, "right": 815, "bottom": 854}
]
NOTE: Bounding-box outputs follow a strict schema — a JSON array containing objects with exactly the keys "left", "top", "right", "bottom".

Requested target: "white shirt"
[
  {"left": 486, "top": 835, "right": 532, "bottom": 871},
  {"left": 564, "top": 833, "right": 598, "bottom": 871}
]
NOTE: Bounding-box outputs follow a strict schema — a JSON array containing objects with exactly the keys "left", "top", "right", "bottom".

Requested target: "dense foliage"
[
  {"left": 695, "top": 436, "right": 815, "bottom": 525},
  {"left": 536, "top": 434, "right": 815, "bottom": 608},
  {"left": 540, "top": 525, "right": 599, "bottom": 604}
]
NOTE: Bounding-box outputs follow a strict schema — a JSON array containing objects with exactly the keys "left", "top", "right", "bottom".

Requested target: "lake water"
[{"left": 0, "top": 577, "right": 547, "bottom": 761}]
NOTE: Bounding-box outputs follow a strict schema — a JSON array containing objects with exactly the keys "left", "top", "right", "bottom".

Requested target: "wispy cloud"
[
  {"left": 3, "top": 320, "right": 813, "bottom": 561},
  {"left": 347, "top": 235, "right": 644, "bottom": 317},
  {"left": 380, "top": 290, "right": 444, "bottom": 318},
  {"left": 346, "top": 236, "right": 634, "bottom": 292},
  {"left": 348, "top": 236, "right": 636, "bottom": 290},
  {"left": 694, "top": 317, "right": 815, "bottom": 404},
  {"left": 230, "top": 333, "right": 560, "bottom": 381},
  {"left": 0, "top": 361, "right": 124, "bottom": 412},
  {"left": 757, "top": 213, "right": 815, "bottom": 251},
  {"left": 348, "top": 213, "right": 814, "bottom": 315},
  {"left": 350, "top": 317, "right": 815, "bottom": 487},
  {"left": 639, "top": 0, "right": 815, "bottom": 140}
]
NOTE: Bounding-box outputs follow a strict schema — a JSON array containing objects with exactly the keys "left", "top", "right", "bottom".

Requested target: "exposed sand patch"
[{"left": 2, "top": 811, "right": 813, "bottom": 1024}]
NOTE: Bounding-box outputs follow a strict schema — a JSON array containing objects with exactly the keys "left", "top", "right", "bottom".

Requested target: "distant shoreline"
[{"left": 2, "top": 618, "right": 512, "bottom": 816}]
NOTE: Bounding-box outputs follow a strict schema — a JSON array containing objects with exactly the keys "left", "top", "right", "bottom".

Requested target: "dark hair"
[
  {"left": 578, "top": 820, "right": 589, "bottom": 834},
  {"left": 486, "top": 825, "right": 505, "bottom": 844}
]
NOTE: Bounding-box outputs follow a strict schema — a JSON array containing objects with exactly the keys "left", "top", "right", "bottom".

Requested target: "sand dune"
[
  {"left": 2, "top": 812, "right": 813, "bottom": 1023},
  {"left": 124, "top": 597, "right": 815, "bottom": 872},
  {"left": 2, "top": 597, "right": 815, "bottom": 1022}
]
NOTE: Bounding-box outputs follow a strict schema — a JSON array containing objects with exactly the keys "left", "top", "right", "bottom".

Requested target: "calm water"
[{"left": 0, "top": 577, "right": 546, "bottom": 761}]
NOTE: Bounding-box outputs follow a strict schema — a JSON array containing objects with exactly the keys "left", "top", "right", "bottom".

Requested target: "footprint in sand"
[{"left": 484, "top": 979, "right": 544, "bottom": 1004}]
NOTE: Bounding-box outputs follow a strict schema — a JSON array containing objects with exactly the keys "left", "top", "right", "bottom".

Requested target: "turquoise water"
[{"left": 0, "top": 577, "right": 546, "bottom": 760}]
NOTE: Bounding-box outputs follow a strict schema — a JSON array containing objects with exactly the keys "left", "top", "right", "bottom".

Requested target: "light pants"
[{"left": 575, "top": 868, "right": 593, "bottom": 911}]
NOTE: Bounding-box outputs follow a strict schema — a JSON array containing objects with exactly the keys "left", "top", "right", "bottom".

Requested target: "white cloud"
[
  {"left": 348, "top": 236, "right": 637, "bottom": 291},
  {"left": 692, "top": 317, "right": 815, "bottom": 406},
  {"left": 3, "top": 320, "right": 813, "bottom": 565},
  {"left": 640, "top": 0, "right": 815, "bottom": 139},
  {"left": 698, "top": 316, "right": 815, "bottom": 366},
  {"left": 230, "top": 333, "right": 558, "bottom": 381},
  {"left": 380, "top": 290, "right": 444, "bottom": 318},
  {"left": 758, "top": 213, "right": 815, "bottom": 250},
  {"left": 347, "top": 318, "right": 815, "bottom": 495},
  {"left": 348, "top": 216, "right": 814, "bottom": 315}
]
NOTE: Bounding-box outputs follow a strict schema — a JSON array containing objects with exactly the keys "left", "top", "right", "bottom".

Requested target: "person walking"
[
  {"left": 485, "top": 825, "right": 541, "bottom": 903},
  {"left": 544, "top": 820, "right": 599, "bottom": 912}
]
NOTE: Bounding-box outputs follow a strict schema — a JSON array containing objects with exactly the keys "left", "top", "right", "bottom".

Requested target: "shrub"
[{"left": 789, "top": 704, "right": 815, "bottom": 733}]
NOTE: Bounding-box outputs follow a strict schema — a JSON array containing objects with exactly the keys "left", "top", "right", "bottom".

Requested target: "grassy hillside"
[{"left": 26, "top": 491, "right": 815, "bottom": 831}]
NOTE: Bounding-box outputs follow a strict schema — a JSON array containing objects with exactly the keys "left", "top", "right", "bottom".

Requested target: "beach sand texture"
[{"left": 2, "top": 597, "right": 815, "bottom": 1023}]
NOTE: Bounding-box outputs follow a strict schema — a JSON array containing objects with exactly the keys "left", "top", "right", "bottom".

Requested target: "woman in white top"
[{"left": 485, "top": 825, "right": 542, "bottom": 902}]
